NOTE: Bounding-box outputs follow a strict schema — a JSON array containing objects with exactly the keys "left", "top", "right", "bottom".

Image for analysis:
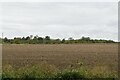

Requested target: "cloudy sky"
[{"left": 0, "top": 2, "right": 118, "bottom": 41}]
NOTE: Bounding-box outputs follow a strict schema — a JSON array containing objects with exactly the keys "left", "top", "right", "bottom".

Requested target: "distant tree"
[
  {"left": 4, "top": 37, "right": 8, "bottom": 43},
  {"left": 44, "top": 36, "right": 50, "bottom": 44},
  {"left": 33, "top": 36, "right": 37, "bottom": 40},
  {"left": 2, "top": 35, "right": 115, "bottom": 44},
  {"left": 81, "top": 36, "right": 90, "bottom": 41},
  {"left": 22, "top": 37, "right": 25, "bottom": 40},
  {"left": 0, "top": 38, "right": 2, "bottom": 43},
  {"left": 25, "top": 36, "right": 30, "bottom": 40},
  {"left": 55, "top": 39, "right": 61, "bottom": 44},
  {"left": 38, "top": 37, "right": 44, "bottom": 44},
  {"left": 45, "top": 36, "right": 50, "bottom": 40},
  {"left": 68, "top": 37, "right": 74, "bottom": 40},
  {"left": 61, "top": 39, "right": 65, "bottom": 43},
  {"left": 13, "top": 37, "right": 21, "bottom": 44},
  {"left": 32, "top": 36, "right": 39, "bottom": 44},
  {"left": 38, "top": 37, "right": 43, "bottom": 40}
]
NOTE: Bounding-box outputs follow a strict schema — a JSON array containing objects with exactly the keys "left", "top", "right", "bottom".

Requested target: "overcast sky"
[{"left": 0, "top": 2, "right": 118, "bottom": 41}]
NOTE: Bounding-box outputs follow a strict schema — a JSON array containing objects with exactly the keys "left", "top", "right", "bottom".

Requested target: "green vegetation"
[
  {"left": 1, "top": 35, "right": 115, "bottom": 44},
  {"left": 0, "top": 38, "right": 2, "bottom": 44},
  {"left": 2, "top": 63, "right": 118, "bottom": 80}
]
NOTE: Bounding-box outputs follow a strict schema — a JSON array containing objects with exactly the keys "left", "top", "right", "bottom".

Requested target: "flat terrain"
[{"left": 2, "top": 43, "right": 118, "bottom": 72}]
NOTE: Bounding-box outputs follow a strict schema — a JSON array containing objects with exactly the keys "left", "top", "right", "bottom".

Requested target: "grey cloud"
[{"left": 1, "top": 2, "right": 118, "bottom": 41}]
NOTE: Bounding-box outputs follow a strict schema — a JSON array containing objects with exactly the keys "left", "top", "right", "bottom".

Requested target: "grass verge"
[{"left": 2, "top": 63, "right": 118, "bottom": 80}]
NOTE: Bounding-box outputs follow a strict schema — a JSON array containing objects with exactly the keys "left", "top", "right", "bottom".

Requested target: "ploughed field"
[{"left": 2, "top": 44, "right": 118, "bottom": 72}]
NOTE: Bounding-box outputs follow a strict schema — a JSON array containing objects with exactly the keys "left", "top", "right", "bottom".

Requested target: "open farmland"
[{"left": 2, "top": 43, "right": 118, "bottom": 72}]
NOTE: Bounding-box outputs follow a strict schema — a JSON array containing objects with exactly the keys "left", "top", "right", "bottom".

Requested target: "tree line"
[{"left": 0, "top": 35, "right": 115, "bottom": 44}]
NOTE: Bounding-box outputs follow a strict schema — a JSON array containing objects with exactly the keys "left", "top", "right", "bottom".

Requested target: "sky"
[{"left": 0, "top": 2, "right": 118, "bottom": 41}]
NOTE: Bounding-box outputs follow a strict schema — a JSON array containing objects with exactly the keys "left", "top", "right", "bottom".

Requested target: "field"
[{"left": 2, "top": 43, "right": 118, "bottom": 79}]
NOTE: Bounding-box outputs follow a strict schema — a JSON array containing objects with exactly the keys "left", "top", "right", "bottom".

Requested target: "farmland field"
[
  {"left": 3, "top": 44, "right": 118, "bottom": 70},
  {"left": 2, "top": 43, "right": 118, "bottom": 78}
]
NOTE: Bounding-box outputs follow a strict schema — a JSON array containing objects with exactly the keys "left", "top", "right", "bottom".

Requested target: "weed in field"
[{"left": 2, "top": 63, "right": 118, "bottom": 80}]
